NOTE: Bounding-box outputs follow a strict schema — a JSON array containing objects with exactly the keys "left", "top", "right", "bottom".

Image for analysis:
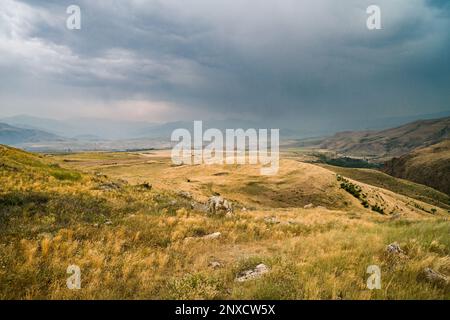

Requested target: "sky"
[{"left": 0, "top": 0, "right": 449, "bottom": 129}]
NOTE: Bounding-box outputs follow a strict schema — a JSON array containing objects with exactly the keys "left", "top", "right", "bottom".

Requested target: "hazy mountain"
[
  {"left": 0, "top": 115, "right": 158, "bottom": 140},
  {"left": 2, "top": 110, "right": 450, "bottom": 143},
  {"left": 318, "top": 116, "right": 450, "bottom": 160},
  {"left": 0, "top": 115, "right": 72, "bottom": 135},
  {"left": 0, "top": 115, "right": 303, "bottom": 140},
  {"left": 0, "top": 122, "right": 64, "bottom": 145}
]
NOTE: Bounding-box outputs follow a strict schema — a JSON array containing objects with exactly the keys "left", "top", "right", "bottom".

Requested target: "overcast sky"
[{"left": 0, "top": 0, "right": 449, "bottom": 128}]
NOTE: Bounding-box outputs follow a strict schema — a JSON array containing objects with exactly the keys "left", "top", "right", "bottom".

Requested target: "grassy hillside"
[
  {"left": 0, "top": 146, "right": 449, "bottom": 299},
  {"left": 319, "top": 117, "right": 450, "bottom": 160},
  {"left": 320, "top": 164, "right": 450, "bottom": 210},
  {"left": 383, "top": 140, "right": 450, "bottom": 196}
]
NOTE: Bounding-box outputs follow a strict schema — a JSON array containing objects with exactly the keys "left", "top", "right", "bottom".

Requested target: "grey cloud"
[{"left": 0, "top": 0, "right": 449, "bottom": 129}]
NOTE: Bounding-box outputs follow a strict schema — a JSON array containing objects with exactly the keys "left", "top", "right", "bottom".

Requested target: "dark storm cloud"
[{"left": 0, "top": 0, "right": 449, "bottom": 126}]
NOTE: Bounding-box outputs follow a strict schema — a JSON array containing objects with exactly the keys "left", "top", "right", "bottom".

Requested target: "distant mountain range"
[
  {"left": 2, "top": 110, "right": 450, "bottom": 141},
  {"left": 0, "top": 115, "right": 305, "bottom": 141},
  {"left": 0, "top": 115, "right": 157, "bottom": 140},
  {"left": 1, "top": 112, "right": 450, "bottom": 153},
  {"left": 0, "top": 122, "right": 65, "bottom": 145},
  {"left": 318, "top": 116, "right": 450, "bottom": 160},
  {"left": 2, "top": 114, "right": 449, "bottom": 195}
]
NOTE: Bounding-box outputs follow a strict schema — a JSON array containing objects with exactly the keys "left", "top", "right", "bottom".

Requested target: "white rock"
[
  {"left": 264, "top": 216, "right": 280, "bottom": 224},
  {"left": 178, "top": 191, "right": 192, "bottom": 199},
  {"left": 209, "top": 261, "right": 222, "bottom": 269},
  {"left": 386, "top": 242, "right": 403, "bottom": 255},
  {"left": 207, "top": 196, "right": 233, "bottom": 215},
  {"left": 203, "top": 232, "right": 221, "bottom": 240},
  {"left": 236, "top": 264, "right": 269, "bottom": 282}
]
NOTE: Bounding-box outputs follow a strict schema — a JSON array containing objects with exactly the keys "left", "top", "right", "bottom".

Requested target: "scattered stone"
[
  {"left": 183, "top": 232, "right": 222, "bottom": 242},
  {"left": 386, "top": 242, "right": 404, "bottom": 255},
  {"left": 207, "top": 196, "right": 233, "bottom": 216},
  {"left": 209, "top": 261, "right": 222, "bottom": 269},
  {"left": 304, "top": 203, "right": 314, "bottom": 209},
  {"left": 98, "top": 182, "right": 121, "bottom": 191},
  {"left": 95, "top": 172, "right": 107, "bottom": 178},
  {"left": 419, "top": 268, "right": 449, "bottom": 288},
  {"left": 170, "top": 200, "right": 178, "bottom": 206},
  {"left": 93, "top": 223, "right": 99, "bottom": 228},
  {"left": 384, "top": 242, "right": 408, "bottom": 268},
  {"left": 178, "top": 191, "right": 192, "bottom": 199},
  {"left": 104, "top": 220, "right": 113, "bottom": 226},
  {"left": 236, "top": 264, "right": 269, "bottom": 282},
  {"left": 264, "top": 216, "right": 280, "bottom": 224},
  {"left": 203, "top": 232, "right": 221, "bottom": 240}
]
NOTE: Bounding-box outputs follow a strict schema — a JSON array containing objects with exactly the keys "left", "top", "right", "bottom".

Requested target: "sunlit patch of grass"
[{"left": 50, "top": 170, "right": 82, "bottom": 181}]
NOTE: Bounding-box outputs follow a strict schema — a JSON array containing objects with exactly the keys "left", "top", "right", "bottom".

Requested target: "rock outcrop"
[{"left": 207, "top": 196, "right": 233, "bottom": 216}]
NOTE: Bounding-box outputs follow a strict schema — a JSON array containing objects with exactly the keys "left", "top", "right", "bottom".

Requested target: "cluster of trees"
[{"left": 336, "top": 175, "right": 385, "bottom": 214}]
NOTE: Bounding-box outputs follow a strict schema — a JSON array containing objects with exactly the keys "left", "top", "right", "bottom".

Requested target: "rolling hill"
[
  {"left": 383, "top": 140, "right": 450, "bottom": 196},
  {"left": 0, "top": 145, "right": 449, "bottom": 299},
  {"left": 319, "top": 117, "right": 450, "bottom": 160}
]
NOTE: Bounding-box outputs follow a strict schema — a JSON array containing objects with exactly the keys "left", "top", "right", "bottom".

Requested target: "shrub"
[{"left": 371, "top": 204, "right": 384, "bottom": 214}]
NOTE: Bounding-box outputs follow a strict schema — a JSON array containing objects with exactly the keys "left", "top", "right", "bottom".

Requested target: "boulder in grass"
[
  {"left": 98, "top": 182, "right": 121, "bottom": 191},
  {"left": 264, "top": 216, "right": 280, "bottom": 224},
  {"left": 236, "top": 264, "right": 269, "bottom": 282},
  {"left": 203, "top": 232, "right": 221, "bottom": 240},
  {"left": 207, "top": 196, "right": 233, "bottom": 216},
  {"left": 386, "top": 242, "right": 404, "bottom": 255},
  {"left": 209, "top": 261, "right": 222, "bottom": 269},
  {"left": 419, "top": 268, "right": 449, "bottom": 288},
  {"left": 384, "top": 242, "right": 408, "bottom": 269},
  {"left": 178, "top": 191, "right": 192, "bottom": 199}
]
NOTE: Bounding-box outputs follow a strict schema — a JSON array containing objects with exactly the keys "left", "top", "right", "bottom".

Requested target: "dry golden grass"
[{"left": 1, "top": 145, "right": 449, "bottom": 299}]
